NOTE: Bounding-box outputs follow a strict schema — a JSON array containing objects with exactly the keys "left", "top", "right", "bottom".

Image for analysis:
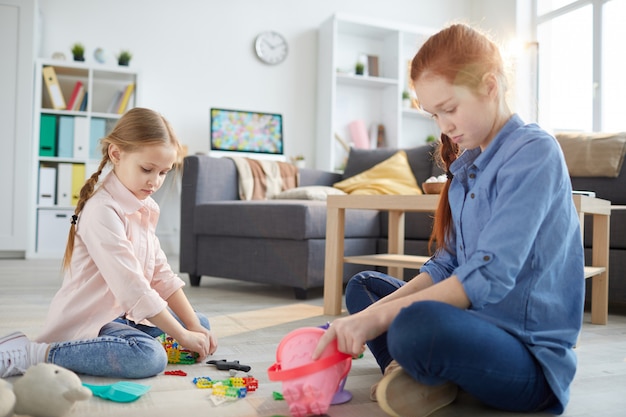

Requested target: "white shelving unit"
[
  {"left": 316, "top": 13, "right": 439, "bottom": 171},
  {"left": 29, "top": 59, "right": 139, "bottom": 257}
]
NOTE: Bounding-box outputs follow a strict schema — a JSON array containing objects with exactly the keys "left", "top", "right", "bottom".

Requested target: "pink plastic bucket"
[{"left": 268, "top": 327, "right": 352, "bottom": 417}]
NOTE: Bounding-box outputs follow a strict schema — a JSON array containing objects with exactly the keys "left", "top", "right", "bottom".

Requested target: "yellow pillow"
[{"left": 333, "top": 150, "right": 422, "bottom": 195}]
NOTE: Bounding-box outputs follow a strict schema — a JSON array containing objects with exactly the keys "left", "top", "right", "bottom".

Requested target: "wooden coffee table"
[{"left": 323, "top": 194, "right": 611, "bottom": 325}]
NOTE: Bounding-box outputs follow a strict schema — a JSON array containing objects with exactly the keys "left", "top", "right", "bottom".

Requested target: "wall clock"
[{"left": 254, "top": 31, "right": 288, "bottom": 65}]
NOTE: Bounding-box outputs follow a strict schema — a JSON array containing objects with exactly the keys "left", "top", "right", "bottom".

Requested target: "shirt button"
[
  {"left": 469, "top": 173, "right": 476, "bottom": 179},
  {"left": 470, "top": 193, "right": 475, "bottom": 199},
  {"left": 483, "top": 255, "right": 490, "bottom": 261}
]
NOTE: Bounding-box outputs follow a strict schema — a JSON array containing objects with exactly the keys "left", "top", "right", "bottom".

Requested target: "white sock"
[{"left": 27, "top": 342, "right": 50, "bottom": 367}]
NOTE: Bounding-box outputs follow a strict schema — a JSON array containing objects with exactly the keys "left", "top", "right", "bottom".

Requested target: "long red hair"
[{"left": 410, "top": 23, "right": 506, "bottom": 252}]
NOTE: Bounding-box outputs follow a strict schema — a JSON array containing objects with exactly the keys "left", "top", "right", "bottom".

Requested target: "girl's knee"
[
  {"left": 387, "top": 301, "right": 450, "bottom": 362},
  {"left": 122, "top": 339, "right": 168, "bottom": 379},
  {"left": 196, "top": 312, "right": 211, "bottom": 332}
]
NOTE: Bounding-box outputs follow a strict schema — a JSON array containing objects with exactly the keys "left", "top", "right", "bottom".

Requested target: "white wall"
[{"left": 37, "top": 0, "right": 517, "bottom": 166}]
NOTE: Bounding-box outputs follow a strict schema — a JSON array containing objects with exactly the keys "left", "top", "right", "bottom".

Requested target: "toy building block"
[
  {"left": 158, "top": 334, "right": 199, "bottom": 364},
  {"left": 192, "top": 377, "right": 213, "bottom": 389},
  {"left": 243, "top": 376, "right": 259, "bottom": 392},
  {"left": 206, "top": 359, "right": 251, "bottom": 372},
  {"left": 212, "top": 384, "right": 227, "bottom": 397},
  {"left": 164, "top": 370, "right": 187, "bottom": 376}
]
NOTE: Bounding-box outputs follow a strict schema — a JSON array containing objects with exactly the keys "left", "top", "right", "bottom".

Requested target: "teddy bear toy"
[
  {"left": 11, "top": 363, "right": 92, "bottom": 417},
  {"left": 0, "top": 378, "right": 16, "bottom": 417}
]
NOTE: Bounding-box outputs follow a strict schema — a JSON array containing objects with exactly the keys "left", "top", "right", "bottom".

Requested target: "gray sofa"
[
  {"left": 180, "top": 141, "right": 626, "bottom": 310},
  {"left": 179, "top": 145, "right": 443, "bottom": 299}
]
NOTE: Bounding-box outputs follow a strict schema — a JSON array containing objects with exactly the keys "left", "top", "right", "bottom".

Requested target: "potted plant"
[
  {"left": 71, "top": 43, "right": 85, "bottom": 62},
  {"left": 355, "top": 62, "right": 364, "bottom": 75},
  {"left": 290, "top": 154, "right": 306, "bottom": 168},
  {"left": 117, "top": 50, "right": 132, "bottom": 66}
]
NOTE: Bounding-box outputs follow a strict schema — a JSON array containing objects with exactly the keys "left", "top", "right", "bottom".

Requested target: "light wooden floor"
[{"left": 1, "top": 258, "right": 625, "bottom": 416}]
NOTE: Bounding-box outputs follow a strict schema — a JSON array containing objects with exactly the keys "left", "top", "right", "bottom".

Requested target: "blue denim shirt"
[{"left": 420, "top": 114, "right": 584, "bottom": 413}]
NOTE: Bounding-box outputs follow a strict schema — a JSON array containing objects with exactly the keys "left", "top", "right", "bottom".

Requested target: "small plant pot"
[{"left": 118, "top": 59, "right": 130, "bottom": 66}]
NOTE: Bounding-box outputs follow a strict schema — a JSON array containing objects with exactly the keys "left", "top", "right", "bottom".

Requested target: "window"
[
  {"left": 536, "top": 0, "right": 625, "bottom": 133},
  {"left": 602, "top": 0, "right": 626, "bottom": 131}
]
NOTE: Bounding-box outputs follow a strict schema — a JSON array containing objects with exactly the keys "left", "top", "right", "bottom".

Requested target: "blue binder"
[
  {"left": 89, "top": 118, "right": 107, "bottom": 160},
  {"left": 57, "top": 116, "right": 74, "bottom": 158}
]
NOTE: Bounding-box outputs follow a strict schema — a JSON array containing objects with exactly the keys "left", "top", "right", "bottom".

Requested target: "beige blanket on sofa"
[
  {"left": 555, "top": 132, "right": 626, "bottom": 177},
  {"left": 229, "top": 157, "right": 299, "bottom": 200}
]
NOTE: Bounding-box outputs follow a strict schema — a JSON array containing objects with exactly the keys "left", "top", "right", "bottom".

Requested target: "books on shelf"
[
  {"left": 66, "top": 81, "right": 83, "bottom": 110},
  {"left": 107, "top": 90, "right": 123, "bottom": 113},
  {"left": 117, "top": 83, "right": 135, "bottom": 114},
  {"left": 79, "top": 92, "right": 88, "bottom": 111},
  {"left": 105, "top": 82, "right": 135, "bottom": 114},
  {"left": 42, "top": 66, "right": 66, "bottom": 110}
]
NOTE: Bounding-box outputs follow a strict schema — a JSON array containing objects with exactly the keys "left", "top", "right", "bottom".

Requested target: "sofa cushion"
[
  {"left": 342, "top": 145, "right": 439, "bottom": 184},
  {"left": 272, "top": 185, "right": 346, "bottom": 201},
  {"left": 193, "top": 200, "right": 380, "bottom": 240},
  {"left": 556, "top": 131, "right": 626, "bottom": 177},
  {"left": 334, "top": 151, "right": 422, "bottom": 195}
]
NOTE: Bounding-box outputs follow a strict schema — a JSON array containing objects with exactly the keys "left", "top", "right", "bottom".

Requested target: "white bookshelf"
[
  {"left": 316, "top": 13, "right": 439, "bottom": 171},
  {"left": 29, "top": 59, "right": 139, "bottom": 258}
]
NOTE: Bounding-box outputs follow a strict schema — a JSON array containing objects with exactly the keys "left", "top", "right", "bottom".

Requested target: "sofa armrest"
[{"left": 180, "top": 155, "right": 239, "bottom": 276}]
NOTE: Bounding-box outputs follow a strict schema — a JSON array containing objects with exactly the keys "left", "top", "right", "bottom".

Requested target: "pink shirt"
[{"left": 37, "top": 172, "right": 185, "bottom": 343}]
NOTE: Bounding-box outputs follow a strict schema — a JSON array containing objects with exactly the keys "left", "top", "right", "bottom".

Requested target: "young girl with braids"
[
  {"left": 314, "top": 24, "right": 584, "bottom": 417},
  {"left": 1, "top": 108, "right": 217, "bottom": 379}
]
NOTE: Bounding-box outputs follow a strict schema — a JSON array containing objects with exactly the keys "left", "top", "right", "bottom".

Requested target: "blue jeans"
[
  {"left": 345, "top": 271, "right": 556, "bottom": 413},
  {"left": 46, "top": 310, "right": 210, "bottom": 378}
]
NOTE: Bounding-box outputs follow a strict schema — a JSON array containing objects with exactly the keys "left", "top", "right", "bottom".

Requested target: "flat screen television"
[{"left": 210, "top": 108, "right": 283, "bottom": 156}]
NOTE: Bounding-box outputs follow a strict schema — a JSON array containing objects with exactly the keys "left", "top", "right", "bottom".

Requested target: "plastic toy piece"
[
  {"left": 193, "top": 376, "right": 213, "bottom": 389},
  {"left": 158, "top": 334, "right": 199, "bottom": 364},
  {"left": 164, "top": 370, "right": 187, "bottom": 376},
  {"left": 210, "top": 383, "right": 247, "bottom": 399},
  {"left": 82, "top": 381, "right": 151, "bottom": 403},
  {"left": 192, "top": 376, "right": 259, "bottom": 392},
  {"left": 268, "top": 327, "right": 352, "bottom": 417},
  {"left": 206, "top": 359, "right": 251, "bottom": 372}
]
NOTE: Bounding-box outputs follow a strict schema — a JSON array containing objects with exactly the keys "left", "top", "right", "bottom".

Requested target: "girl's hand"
[
  {"left": 312, "top": 309, "right": 386, "bottom": 360},
  {"left": 180, "top": 329, "right": 218, "bottom": 359}
]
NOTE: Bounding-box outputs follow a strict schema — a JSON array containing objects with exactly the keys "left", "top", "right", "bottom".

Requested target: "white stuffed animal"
[
  {"left": 12, "top": 363, "right": 92, "bottom": 417},
  {"left": 0, "top": 378, "right": 16, "bottom": 417}
]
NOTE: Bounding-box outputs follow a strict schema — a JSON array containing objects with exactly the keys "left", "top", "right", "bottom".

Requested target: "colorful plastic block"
[{"left": 158, "top": 334, "right": 199, "bottom": 364}]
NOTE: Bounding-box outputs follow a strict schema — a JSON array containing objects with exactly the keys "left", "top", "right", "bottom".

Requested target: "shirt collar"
[
  {"left": 450, "top": 113, "right": 524, "bottom": 174},
  {"left": 102, "top": 171, "right": 145, "bottom": 215}
]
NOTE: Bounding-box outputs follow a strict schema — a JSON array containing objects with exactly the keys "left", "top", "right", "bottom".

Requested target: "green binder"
[{"left": 39, "top": 114, "right": 57, "bottom": 156}]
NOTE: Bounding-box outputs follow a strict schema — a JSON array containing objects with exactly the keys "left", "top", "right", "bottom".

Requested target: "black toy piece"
[{"left": 206, "top": 359, "right": 252, "bottom": 372}]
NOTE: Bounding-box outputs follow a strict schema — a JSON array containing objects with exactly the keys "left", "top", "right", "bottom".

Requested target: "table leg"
[
  {"left": 387, "top": 210, "right": 405, "bottom": 278},
  {"left": 590, "top": 213, "right": 609, "bottom": 325},
  {"left": 324, "top": 206, "right": 345, "bottom": 315}
]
